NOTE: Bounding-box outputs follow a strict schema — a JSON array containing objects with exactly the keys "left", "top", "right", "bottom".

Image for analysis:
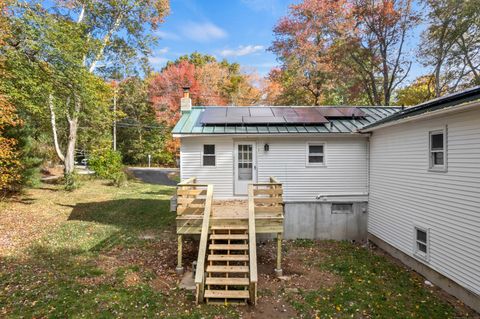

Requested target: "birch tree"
[{"left": 6, "top": 0, "right": 169, "bottom": 180}]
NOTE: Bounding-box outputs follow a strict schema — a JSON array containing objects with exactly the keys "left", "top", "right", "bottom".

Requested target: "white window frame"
[
  {"left": 306, "top": 142, "right": 326, "bottom": 167},
  {"left": 413, "top": 226, "right": 430, "bottom": 261},
  {"left": 428, "top": 127, "right": 447, "bottom": 172},
  {"left": 202, "top": 144, "right": 216, "bottom": 167}
]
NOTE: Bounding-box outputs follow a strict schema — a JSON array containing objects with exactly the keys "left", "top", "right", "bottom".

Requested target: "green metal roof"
[
  {"left": 361, "top": 86, "right": 480, "bottom": 131},
  {"left": 172, "top": 106, "right": 401, "bottom": 135}
]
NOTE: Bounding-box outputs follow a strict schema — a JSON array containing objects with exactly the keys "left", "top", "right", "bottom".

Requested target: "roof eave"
[{"left": 360, "top": 101, "right": 480, "bottom": 133}]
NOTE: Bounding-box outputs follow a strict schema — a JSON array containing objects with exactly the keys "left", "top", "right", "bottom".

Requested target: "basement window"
[
  {"left": 429, "top": 128, "right": 447, "bottom": 171},
  {"left": 414, "top": 227, "right": 429, "bottom": 260},
  {"left": 332, "top": 203, "right": 353, "bottom": 214},
  {"left": 307, "top": 143, "right": 325, "bottom": 165},
  {"left": 202, "top": 145, "right": 215, "bottom": 166}
]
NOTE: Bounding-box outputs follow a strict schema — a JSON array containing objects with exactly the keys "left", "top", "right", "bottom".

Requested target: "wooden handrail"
[
  {"left": 248, "top": 184, "right": 258, "bottom": 305},
  {"left": 194, "top": 184, "right": 213, "bottom": 304},
  {"left": 178, "top": 176, "right": 196, "bottom": 186},
  {"left": 269, "top": 176, "right": 281, "bottom": 184}
]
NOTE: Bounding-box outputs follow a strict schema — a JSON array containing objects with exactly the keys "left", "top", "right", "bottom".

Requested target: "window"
[
  {"left": 307, "top": 143, "right": 325, "bottom": 165},
  {"left": 429, "top": 129, "right": 447, "bottom": 170},
  {"left": 414, "top": 227, "right": 429, "bottom": 260},
  {"left": 203, "top": 145, "right": 215, "bottom": 166},
  {"left": 332, "top": 203, "right": 353, "bottom": 214}
]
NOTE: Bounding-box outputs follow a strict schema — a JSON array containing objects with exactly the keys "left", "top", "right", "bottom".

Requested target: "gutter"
[{"left": 360, "top": 101, "right": 480, "bottom": 133}]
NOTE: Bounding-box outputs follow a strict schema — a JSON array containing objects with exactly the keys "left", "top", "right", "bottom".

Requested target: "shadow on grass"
[{"left": 67, "top": 198, "right": 174, "bottom": 231}]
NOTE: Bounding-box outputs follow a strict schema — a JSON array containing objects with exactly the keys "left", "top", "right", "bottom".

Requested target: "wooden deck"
[{"left": 175, "top": 177, "right": 284, "bottom": 305}]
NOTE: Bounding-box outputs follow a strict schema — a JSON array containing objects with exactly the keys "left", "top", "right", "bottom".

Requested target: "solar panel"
[
  {"left": 249, "top": 107, "right": 274, "bottom": 117},
  {"left": 227, "top": 107, "right": 250, "bottom": 116},
  {"left": 271, "top": 107, "right": 297, "bottom": 116},
  {"left": 242, "top": 116, "right": 285, "bottom": 124},
  {"left": 316, "top": 107, "right": 345, "bottom": 117},
  {"left": 291, "top": 108, "right": 329, "bottom": 123}
]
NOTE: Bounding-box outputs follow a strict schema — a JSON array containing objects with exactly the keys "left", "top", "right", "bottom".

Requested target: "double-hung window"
[
  {"left": 203, "top": 145, "right": 215, "bottom": 166},
  {"left": 429, "top": 128, "right": 447, "bottom": 171},
  {"left": 307, "top": 143, "right": 325, "bottom": 165},
  {"left": 414, "top": 227, "right": 429, "bottom": 260}
]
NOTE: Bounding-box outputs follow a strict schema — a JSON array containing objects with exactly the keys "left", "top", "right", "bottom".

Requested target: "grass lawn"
[{"left": 0, "top": 178, "right": 476, "bottom": 318}]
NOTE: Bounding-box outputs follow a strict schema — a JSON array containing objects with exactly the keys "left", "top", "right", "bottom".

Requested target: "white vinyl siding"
[
  {"left": 368, "top": 107, "right": 480, "bottom": 296},
  {"left": 257, "top": 137, "right": 368, "bottom": 202},
  {"left": 180, "top": 136, "right": 369, "bottom": 201},
  {"left": 180, "top": 137, "right": 234, "bottom": 198}
]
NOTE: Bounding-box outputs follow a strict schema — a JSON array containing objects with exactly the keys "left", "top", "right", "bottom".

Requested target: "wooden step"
[
  {"left": 206, "top": 265, "right": 249, "bottom": 273},
  {"left": 205, "top": 277, "right": 249, "bottom": 286},
  {"left": 211, "top": 225, "right": 247, "bottom": 230},
  {"left": 210, "top": 234, "right": 248, "bottom": 240},
  {"left": 209, "top": 244, "right": 248, "bottom": 251},
  {"left": 208, "top": 254, "right": 249, "bottom": 262},
  {"left": 204, "top": 289, "right": 250, "bottom": 299}
]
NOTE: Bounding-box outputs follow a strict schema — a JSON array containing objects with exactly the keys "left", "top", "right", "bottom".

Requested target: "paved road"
[{"left": 128, "top": 167, "right": 178, "bottom": 186}]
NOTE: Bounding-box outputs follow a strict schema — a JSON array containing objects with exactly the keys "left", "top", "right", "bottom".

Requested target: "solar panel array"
[{"left": 200, "top": 107, "right": 366, "bottom": 126}]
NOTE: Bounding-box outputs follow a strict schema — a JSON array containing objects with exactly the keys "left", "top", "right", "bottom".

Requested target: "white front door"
[{"left": 234, "top": 142, "right": 257, "bottom": 195}]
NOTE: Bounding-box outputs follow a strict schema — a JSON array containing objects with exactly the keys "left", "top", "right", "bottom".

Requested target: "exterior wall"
[
  {"left": 180, "top": 135, "right": 369, "bottom": 201},
  {"left": 180, "top": 136, "right": 234, "bottom": 199},
  {"left": 284, "top": 202, "right": 368, "bottom": 241},
  {"left": 368, "top": 107, "right": 480, "bottom": 297}
]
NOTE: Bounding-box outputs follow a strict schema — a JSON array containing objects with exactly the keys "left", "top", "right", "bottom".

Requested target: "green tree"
[
  {"left": 4, "top": 1, "right": 169, "bottom": 183},
  {"left": 395, "top": 76, "right": 436, "bottom": 106},
  {"left": 116, "top": 77, "right": 168, "bottom": 165}
]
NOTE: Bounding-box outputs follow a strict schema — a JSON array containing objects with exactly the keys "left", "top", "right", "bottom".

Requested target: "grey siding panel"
[{"left": 368, "top": 107, "right": 480, "bottom": 296}]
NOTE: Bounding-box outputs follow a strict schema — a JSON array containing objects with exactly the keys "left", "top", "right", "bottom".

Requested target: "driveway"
[{"left": 128, "top": 167, "right": 178, "bottom": 186}]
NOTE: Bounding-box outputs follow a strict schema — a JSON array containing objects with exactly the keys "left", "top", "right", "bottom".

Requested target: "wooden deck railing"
[
  {"left": 251, "top": 177, "right": 284, "bottom": 276},
  {"left": 248, "top": 184, "right": 258, "bottom": 305},
  {"left": 194, "top": 184, "right": 213, "bottom": 304}
]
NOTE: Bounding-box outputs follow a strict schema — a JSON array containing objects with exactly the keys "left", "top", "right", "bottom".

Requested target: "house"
[
  {"left": 360, "top": 86, "right": 480, "bottom": 313},
  {"left": 172, "top": 86, "right": 480, "bottom": 311}
]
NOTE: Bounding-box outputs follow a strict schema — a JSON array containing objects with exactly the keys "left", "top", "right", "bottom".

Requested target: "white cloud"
[
  {"left": 149, "top": 56, "right": 169, "bottom": 65},
  {"left": 180, "top": 21, "right": 227, "bottom": 42},
  {"left": 156, "top": 30, "right": 180, "bottom": 40},
  {"left": 220, "top": 45, "right": 265, "bottom": 57},
  {"left": 156, "top": 47, "right": 169, "bottom": 54}
]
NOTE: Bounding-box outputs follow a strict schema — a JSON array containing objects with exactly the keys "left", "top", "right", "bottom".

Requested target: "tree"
[
  {"left": 270, "top": 0, "right": 419, "bottom": 106},
  {"left": 5, "top": 1, "right": 169, "bottom": 181},
  {"left": 0, "top": 0, "right": 22, "bottom": 195},
  {"left": 419, "top": 0, "right": 480, "bottom": 96},
  {"left": 395, "top": 76, "right": 435, "bottom": 106},
  {"left": 116, "top": 77, "right": 170, "bottom": 165},
  {"left": 269, "top": 0, "right": 347, "bottom": 105}
]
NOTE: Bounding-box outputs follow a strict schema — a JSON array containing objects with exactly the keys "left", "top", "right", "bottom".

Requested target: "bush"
[
  {"left": 64, "top": 171, "right": 80, "bottom": 191},
  {"left": 88, "top": 149, "right": 126, "bottom": 186}
]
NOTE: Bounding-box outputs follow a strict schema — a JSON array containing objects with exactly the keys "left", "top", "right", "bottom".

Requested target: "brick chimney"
[{"left": 180, "top": 86, "right": 192, "bottom": 112}]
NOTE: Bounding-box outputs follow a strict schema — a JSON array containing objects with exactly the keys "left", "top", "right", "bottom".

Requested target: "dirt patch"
[{"left": 124, "top": 272, "right": 142, "bottom": 287}]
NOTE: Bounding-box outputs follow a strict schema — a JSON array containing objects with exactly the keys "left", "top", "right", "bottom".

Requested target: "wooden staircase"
[
  {"left": 204, "top": 225, "right": 251, "bottom": 304},
  {"left": 183, "top": 177, "right": 284, "bottom": 306}
]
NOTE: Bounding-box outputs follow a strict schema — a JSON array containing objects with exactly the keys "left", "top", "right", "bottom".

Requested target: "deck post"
[
  {"left": 274, "top": 232, "right": 283, "bottom": 277},
  {"left": 176, "top": 234, "right": 184, "bottom": 274}
]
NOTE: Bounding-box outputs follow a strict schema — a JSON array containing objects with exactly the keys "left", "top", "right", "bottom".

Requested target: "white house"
[{"left": 172, "top": 86, "right": 480, "bottom": 312}]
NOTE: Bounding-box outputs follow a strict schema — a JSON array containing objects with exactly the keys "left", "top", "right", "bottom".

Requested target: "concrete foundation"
[
  {"left": 369, "top": 233, "right": 480, "bottom": 314},
  {"left": 283, "top": 202, "right": 368, "bottom": 241}
]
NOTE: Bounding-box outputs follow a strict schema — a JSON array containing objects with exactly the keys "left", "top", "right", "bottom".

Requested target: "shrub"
[
  {"left": 64, "top": 171, "right": 79, "bottom": 191},
  {"left": 88, "top": 149, "right": 126, "bottom": 186}
]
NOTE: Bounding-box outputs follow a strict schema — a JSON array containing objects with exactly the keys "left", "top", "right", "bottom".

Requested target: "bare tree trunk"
[
  {"left": 64, "top": 116, "right": 78, "bottom": 175},
  {"left": 48, "top": 93, "right": 65, "bottom": 162}
]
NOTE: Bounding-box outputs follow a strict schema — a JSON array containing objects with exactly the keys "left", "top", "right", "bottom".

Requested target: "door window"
[{"left": 238, "top": 144, "right": 253, "bottom": 180}]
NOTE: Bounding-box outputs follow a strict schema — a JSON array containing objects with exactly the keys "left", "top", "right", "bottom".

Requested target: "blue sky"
[
  {"left": 149, "top": 0, "right": 427, "bottom": 84},
  {"left": 149, "top": 0, "right": 292, "bottom": 75}
]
